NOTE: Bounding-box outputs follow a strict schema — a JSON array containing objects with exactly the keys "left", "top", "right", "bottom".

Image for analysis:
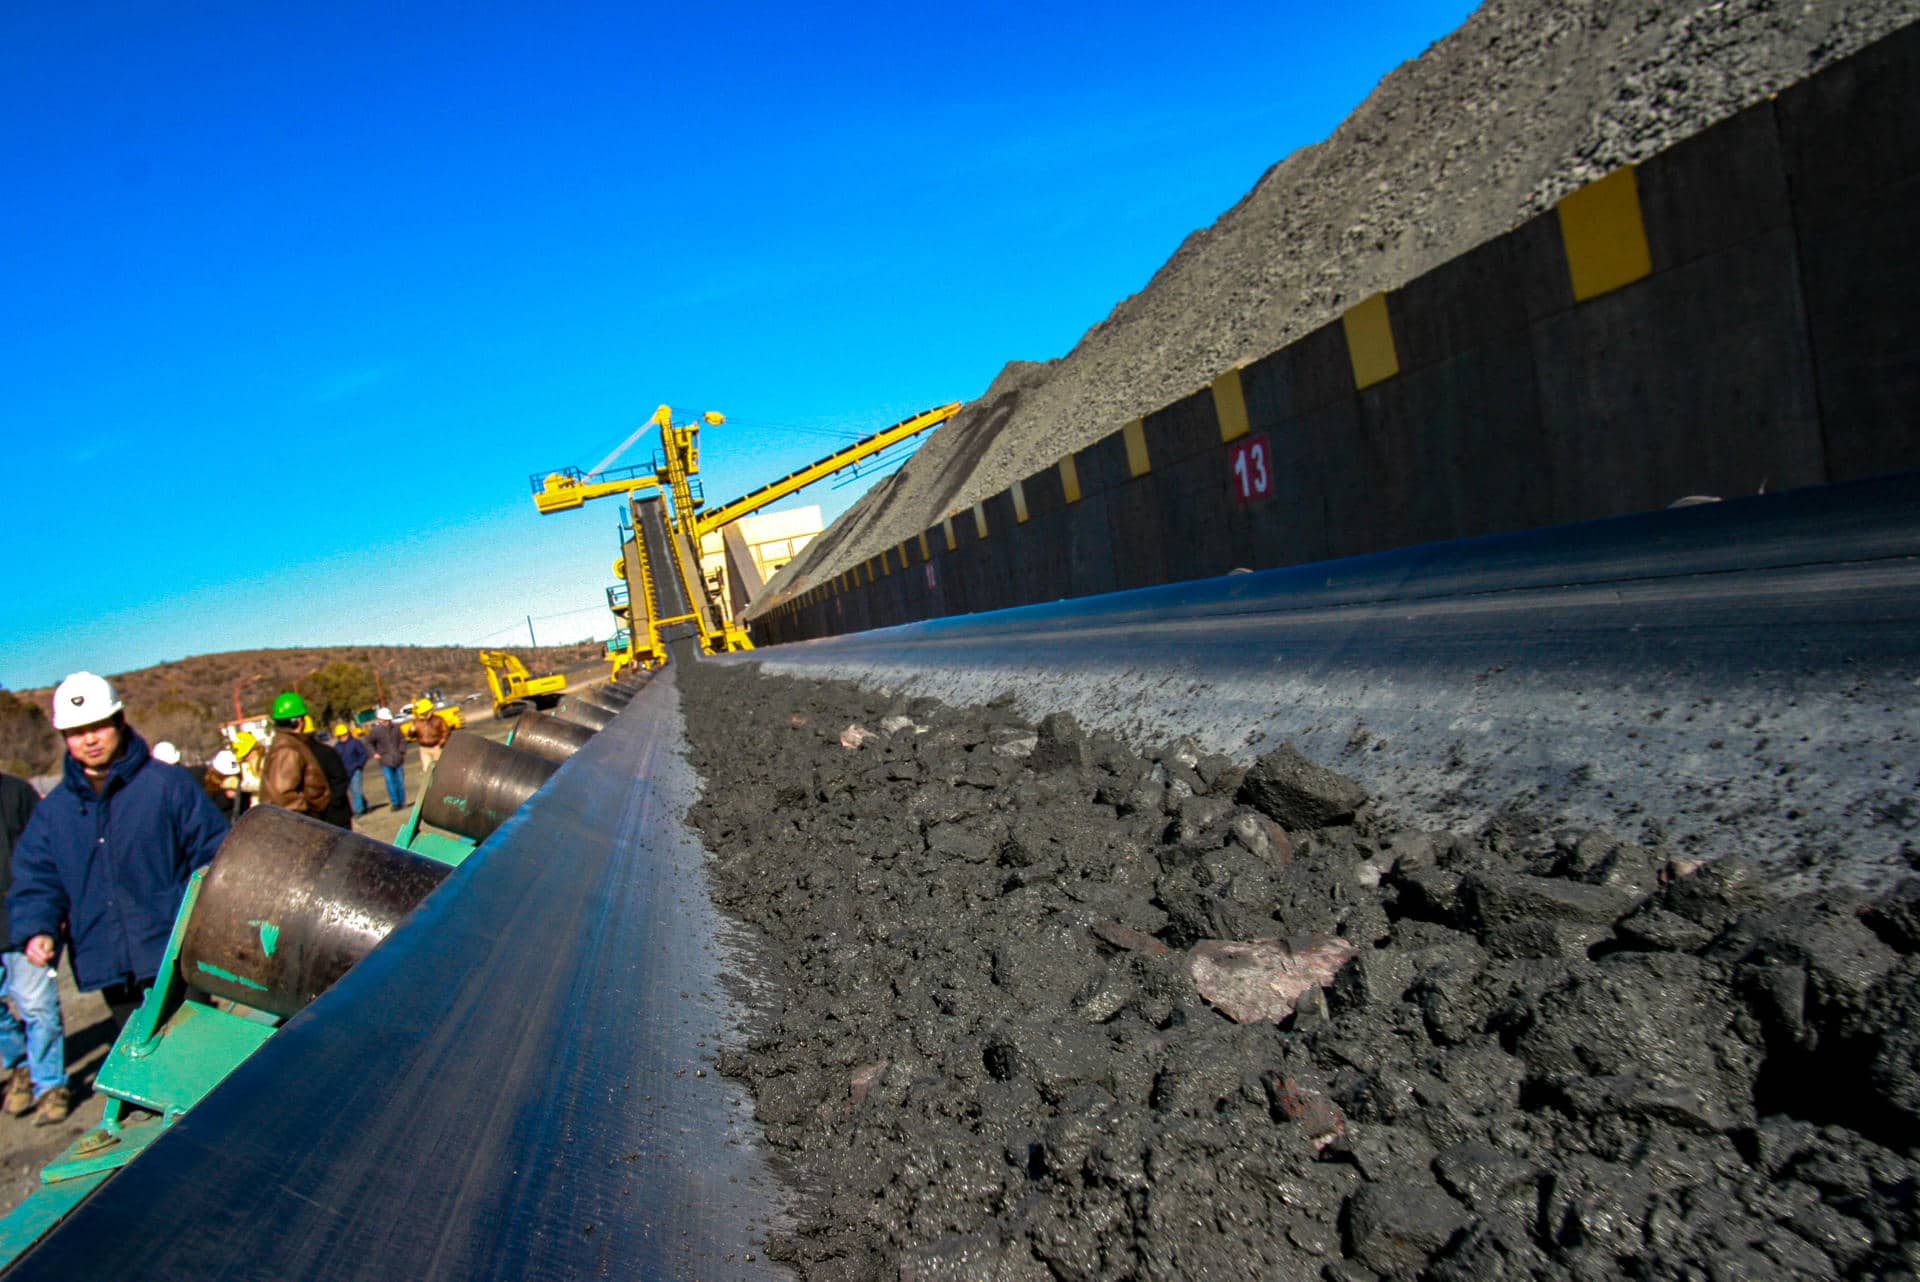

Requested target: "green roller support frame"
[
  {"left": 0, "top": 869, "right": 280, "bottom": 1268},
  {"left": 0, "top": 804, "right": 474, "bottom": 1268},
  {"left": 394, "top": 797, "right": 480, "bottom": 867}
]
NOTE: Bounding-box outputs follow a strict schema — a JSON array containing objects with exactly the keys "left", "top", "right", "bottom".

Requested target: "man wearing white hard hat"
[
  {"left": 204, "top": 748, "right": 245, "bottom": 818},
  {"left": 365, "top": 707, "right": 409, "bottom": 811},
  {"left": 8, "top": 672, "right": 230, "bottom": 1062}
]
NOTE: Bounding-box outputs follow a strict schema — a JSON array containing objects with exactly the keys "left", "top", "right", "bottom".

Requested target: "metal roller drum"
[
  {"left": 577, "top": 683, "right": 635, "bottom": 710},
  {"left": 180, "top": 807, "right": 451, "bottom": 1018},
  {"left": 553, "top": 694, "right": 619, "bottom": 730},
  {"left": 420, "top": 732, "right": 559, "bottom": 841},
  {"left": 505, "top": 709, "right": 598, "bottom": 763}
]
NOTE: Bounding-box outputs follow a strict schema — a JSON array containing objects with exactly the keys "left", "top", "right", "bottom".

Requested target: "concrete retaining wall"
[{"left": 757, "top": 21, "right": 1919, "bottom": 646}]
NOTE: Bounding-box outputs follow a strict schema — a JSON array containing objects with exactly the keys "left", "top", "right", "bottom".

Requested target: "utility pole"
[
  {"left": 232, "top": 674, "right": 265, "bottom": 722},
  {"left": 527, "top": 615, "right": 536, "bottom": 648}
]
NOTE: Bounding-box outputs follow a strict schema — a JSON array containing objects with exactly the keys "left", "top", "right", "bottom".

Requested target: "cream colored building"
[{"left": 699, "top": 505, "right": 822, "bottom": 621}]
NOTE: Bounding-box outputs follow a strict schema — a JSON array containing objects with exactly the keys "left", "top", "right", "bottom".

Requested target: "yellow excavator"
[
  {"left": 531, "top": 401, "right": 962, "bottom": 663},
  {"left": 480, "top": 650, "right": 568, "bottom": 718}
]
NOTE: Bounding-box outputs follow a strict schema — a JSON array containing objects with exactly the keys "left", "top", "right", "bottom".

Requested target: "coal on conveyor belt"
[{"left": 680, "top": 662, "right": 1920, "bottom": 1281}]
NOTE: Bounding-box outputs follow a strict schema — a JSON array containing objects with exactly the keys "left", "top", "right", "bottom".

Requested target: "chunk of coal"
[
  {"left": 1459, "top": 872, "right": 1638, "bottom": 930},
  {"left": 1432, "top": 1141, "right": 1540, "bottom": 1216},
  {"left": 1509, "top": 953, "right": 1761, "bottom": 1131},
  {"left": 1238, "top": 743, "right": 1368, "bottom": 829},
  {"left": 1614, "top": 903, "right": 1717, "bottom": 953},
  {"left": 1345, "top": 1179, "right": 1470, "bottom": 1275},
  {"left": 1028, "top": 712, "right": 1091, "bottom": 773},
  {"left": 1863, "top": 878, "right": 1920, "bottom": 953}
]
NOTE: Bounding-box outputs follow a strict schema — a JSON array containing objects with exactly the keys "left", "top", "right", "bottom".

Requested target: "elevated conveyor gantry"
[{"left": 532, "top": 400, "right": 962, "bottom": 661}]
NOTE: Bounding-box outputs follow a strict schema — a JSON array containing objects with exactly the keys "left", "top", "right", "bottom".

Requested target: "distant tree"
[
  {"left": 0, "top": 689, "right": 60, "bottom": 777},
  {"left": 297, "top": 661, "right": 379, "bottom": 723}
]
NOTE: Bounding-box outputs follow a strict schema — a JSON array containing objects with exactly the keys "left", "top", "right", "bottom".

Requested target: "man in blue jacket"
[
  {"left": 8, "top": 672, "right": 230, "bottom": 1053},
  {"left": 331, "top": 722, "right": 372, "bottom": 817}
]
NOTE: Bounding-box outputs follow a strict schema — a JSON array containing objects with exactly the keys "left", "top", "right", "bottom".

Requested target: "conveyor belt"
[
  {"left": 5, "top": 672, "right": 794, "bottom": 1280},
  {"left": 636, "top": 494, "right": 694, "bottom": 623},
  {"left": 738, "top": 473, "right": 1920, "bottom": 881}
]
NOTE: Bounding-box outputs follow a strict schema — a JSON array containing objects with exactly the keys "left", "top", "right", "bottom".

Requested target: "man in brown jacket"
[
  {"left": 260, "top": 692, "right": 352, "bottom": 829},
  {"left": 411, "top": 696, "right": 452, "bottom": 783}
]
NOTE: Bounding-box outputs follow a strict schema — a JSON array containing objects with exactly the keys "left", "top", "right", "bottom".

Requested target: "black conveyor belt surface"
[
  {"left": 637, "top": 495, "right": 693, "bottom": 619},
  {"left": 8, "top": 672, "right": 794, "bottom": 1280}
]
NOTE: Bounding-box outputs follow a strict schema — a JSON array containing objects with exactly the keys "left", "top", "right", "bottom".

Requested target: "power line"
[{"left": 461, "top": 604, "right": 610, "bottom": 648}]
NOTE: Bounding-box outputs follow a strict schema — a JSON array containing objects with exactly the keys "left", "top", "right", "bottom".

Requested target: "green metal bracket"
[
  {"left": 397, "top": 797, "right": 478, "bottom": 867},
  {"left": 0, "top": 868, "right": 283, "bottom": 1268},
  {"left": 0, "top": 813, "right": 476, "bottom": 1268}
]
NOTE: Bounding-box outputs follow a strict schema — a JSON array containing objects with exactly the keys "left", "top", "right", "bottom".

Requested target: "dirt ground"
[{"left": 0, "top": 675, "right": 576, "bottom": 1220}]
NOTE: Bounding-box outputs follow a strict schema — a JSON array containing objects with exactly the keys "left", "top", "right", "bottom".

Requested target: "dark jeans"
[
  {"left": 382, "top": 762, "right": 406, "bottom": 809},
  {"left": 100, "top": 980, "right": 153, "bottom": 1035}
]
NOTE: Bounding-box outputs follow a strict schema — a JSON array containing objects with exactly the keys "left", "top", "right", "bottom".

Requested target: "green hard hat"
[{"left": 271, "top": 690, "right": 308, "bottom": 720}]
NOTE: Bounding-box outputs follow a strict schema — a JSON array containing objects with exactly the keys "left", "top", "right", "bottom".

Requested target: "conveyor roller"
[
  {"left": 420, "top": 733, "right": 560, "bottom": 841},
  {"left": 180, "top": 808, "right": 451, "bottom": 1018}
]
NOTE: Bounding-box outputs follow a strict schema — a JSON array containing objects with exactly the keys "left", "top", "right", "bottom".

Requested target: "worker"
[
  {"left": 260, "top": 693, "right": 352, "bottom": 829},
  {"left": 332, "top": 722, "right": 371, "bottom": 817},
  {"left": 412, "top": 696, "right": 452, "bottom": 783},
  {"left": 0, "top": 771, "right": 66, "bottom": 1126},
  {"left": 204, "top": 748, "right": 245, "bottom": 817},
  {"left": 366, "top": 707, "right": 408, "bottom": 811},
  {"left": 232, "top": 730, "right": 266, "bottom": 804},
  {"left": 9, "top": 671, "right": 229, "bottom": 1041}
]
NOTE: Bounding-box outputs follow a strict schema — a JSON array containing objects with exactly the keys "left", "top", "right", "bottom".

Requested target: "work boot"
[
  {"left": 3, "top": 1066, "right": 31, "bottom": 1117},
  {"left": 32, "top": 1085, "right": 71, "bottom": 1126}
]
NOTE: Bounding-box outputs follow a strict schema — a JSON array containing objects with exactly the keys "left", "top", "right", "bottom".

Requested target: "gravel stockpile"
[
  {"left": 757, "top": 0, "right": 1920, "bottom": 610},
  {"left": 683, "top": 662, "right": 1920, "bottom": 1279}
]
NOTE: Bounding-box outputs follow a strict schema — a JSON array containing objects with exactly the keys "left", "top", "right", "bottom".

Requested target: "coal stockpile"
[{"left": 681, "top": 662, "right": 1920, "bottom": 1280}]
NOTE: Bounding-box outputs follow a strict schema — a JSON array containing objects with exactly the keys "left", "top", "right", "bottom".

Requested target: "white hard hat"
[
  {"left": 51, "top": 671, "right": 124, "bottom": 730},
  {"left": 376, "top": 706, "right": 394, "bottom": 720},
  {"left": 152, "top": 741, "right": 182, "bottom": 764},
  {"left": 210, "top": 749, "right": 240, "bottom": 776}
]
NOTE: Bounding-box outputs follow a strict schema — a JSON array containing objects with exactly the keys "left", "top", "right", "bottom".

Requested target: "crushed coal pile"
[
  {"left": 758, "top": 0, "right": 1920, "bottom": 609},
  {"left": 682, "top": 661, "right": 1920, "bottom": 1280}
]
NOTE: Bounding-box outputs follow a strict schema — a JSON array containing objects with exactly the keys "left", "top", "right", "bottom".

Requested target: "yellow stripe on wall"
[
  {"left": 1557, "top": 165, "right": 1653, "bottom": 302},
  {"left": 1059, "top": 454, "right": 1082, "bottom": 503},
  {"left": 972, "top": 502, "right": 989, "bottom": 539},
  {"left": 918, "top": 531, "right": 931, "bottom": 561},
  {"left": 1212, "top": 365, "right": 1252, "bottom": 442},
  {"left": 942, "top": 516, "right": 957, "bottom": 551},
  {"left": 1341, "top": 293, "right": 1401, "bottom": 389},
  {"left": 1011, "top": 480, "right": 1029, "bottom": 524},
  {"left": 1123, "top": 418, "right": 1151, "bottom": 478}
]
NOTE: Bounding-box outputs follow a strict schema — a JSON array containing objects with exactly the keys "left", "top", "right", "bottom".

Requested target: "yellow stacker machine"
[{"left": 532, "top": 400, "right": 962, "bottom": 663}]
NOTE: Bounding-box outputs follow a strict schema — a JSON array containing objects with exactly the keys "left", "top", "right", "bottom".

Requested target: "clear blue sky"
[{"left": 1, "top": 0, "right": 1476, "bottom": 690}]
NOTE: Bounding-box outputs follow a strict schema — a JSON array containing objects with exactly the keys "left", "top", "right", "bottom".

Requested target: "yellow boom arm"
[{"left": 692, "top": 402, "right": 962, "bottom": 537}]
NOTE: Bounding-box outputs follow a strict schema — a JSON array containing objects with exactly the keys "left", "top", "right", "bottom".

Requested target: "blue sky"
[{"left": 1, "top": 0, "right": 1476, "bottom": 690}]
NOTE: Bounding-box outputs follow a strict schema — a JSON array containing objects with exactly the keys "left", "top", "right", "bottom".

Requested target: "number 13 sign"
[{"left": 1229, "top": 433, "right": 1273, "bottom": 504}]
